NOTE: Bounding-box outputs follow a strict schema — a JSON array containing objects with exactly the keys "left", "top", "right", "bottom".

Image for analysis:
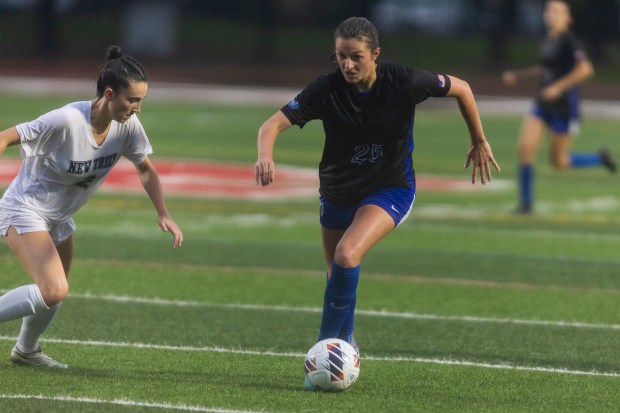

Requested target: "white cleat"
[{"left": 11, "top": 346, "right": 68, "bottom": 369}]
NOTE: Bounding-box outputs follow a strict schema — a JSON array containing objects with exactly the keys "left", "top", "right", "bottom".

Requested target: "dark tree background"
[{"left": 22, "top": 0, "right": 620, "bottom": 65}]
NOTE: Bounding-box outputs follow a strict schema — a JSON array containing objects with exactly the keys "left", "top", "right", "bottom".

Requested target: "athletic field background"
[{"left": 0, "top": 86, "right": 618, "bottom": 412}]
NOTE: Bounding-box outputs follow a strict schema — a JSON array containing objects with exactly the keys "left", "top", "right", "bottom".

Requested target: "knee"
[
  {"left": 334, "top": 245, "right": 362, "bottom": 268},
  {"left": 550, "top": 154, "right": 570, "bottom": 169},
  {"left": 39, "top": 280, "right": 68, "bottom": 307}
]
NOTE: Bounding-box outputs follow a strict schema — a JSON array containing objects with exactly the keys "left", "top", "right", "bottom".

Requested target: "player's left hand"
[
  {"left": 501, "top": 70, "right": 518, "bottom": 87},
  {"left": 158, "top": 214, "right": 183, "bottom": 248},
  {"left": 464, "top": 141, "right": 501, "bottom": 185},
  {"left": 255, "top": 156, "right": 275, "bottom": 187}
]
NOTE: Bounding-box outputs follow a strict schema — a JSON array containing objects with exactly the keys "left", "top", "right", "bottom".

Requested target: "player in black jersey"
[
  {"left": 502, "top": 0, "right": 616, "bottom": 214},
  {"left": 255, "top": 17, "right": 499, "bottom": 387}
]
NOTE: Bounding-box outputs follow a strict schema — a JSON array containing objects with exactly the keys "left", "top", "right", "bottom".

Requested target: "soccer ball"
[{"left": 304, "top": 338, "right": 360, "bottom": 392}]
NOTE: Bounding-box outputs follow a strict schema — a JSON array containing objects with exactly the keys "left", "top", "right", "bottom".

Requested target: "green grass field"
[{"left": 0, "top": 93, "right": 619, "bottom": 412}]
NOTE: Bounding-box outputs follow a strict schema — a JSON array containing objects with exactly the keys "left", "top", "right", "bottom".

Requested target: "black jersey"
[
  {"left": 537, "top": 30, "right": 588, "bottom": 117},
  {"left": 280, "top": 60, "right": 451, "bottom": 205}
]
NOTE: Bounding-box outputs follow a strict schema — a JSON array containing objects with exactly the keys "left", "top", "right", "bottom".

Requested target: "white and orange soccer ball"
[{"left": 304, "top": 338, "right": 360, "bottom": 391}]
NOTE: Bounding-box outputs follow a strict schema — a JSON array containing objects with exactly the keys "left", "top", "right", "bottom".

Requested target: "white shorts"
[{"left": 0, "top": 204, "right": 75, "bottom": 245}]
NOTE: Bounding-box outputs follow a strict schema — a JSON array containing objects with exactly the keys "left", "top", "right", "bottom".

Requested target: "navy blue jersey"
[
  {"left": 537, "top": 30, "right": 588, "bottom": 117},
  {"left": 281, "top": 60, "right": 451, "bottom": 205}
]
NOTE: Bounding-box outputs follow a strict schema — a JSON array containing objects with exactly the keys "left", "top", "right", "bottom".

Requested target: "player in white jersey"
[{"left": 0, "top": 46, "right": 183, "bottom": 368}]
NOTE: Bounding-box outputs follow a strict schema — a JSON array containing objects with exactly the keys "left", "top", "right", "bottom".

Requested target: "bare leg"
[
  {"left": 321, "top": 228, "right": 345, "bottom": 278},
  {"left": 4, "top": 227, "right": 68, "bottom": 307},
  {"left": 334, "top": 205, "right": 395, "bottom": 268},
  {"left": 319, "top": 205, "right": 395, "bottom": 341},
  {"left": 15, "top": 235, "right": 73, "bottom": 352},
  {"left": 518, "top": 115, "right": 546, "bottom": 165},
  {"left": 550, "top": 132, "right": 572, "bottom": 169},
  {"left": 516, "top": 115, "right": 546, "bottom": 212},
  {"left": 0, "top": 228, "right": 70, "bottom": 367}
]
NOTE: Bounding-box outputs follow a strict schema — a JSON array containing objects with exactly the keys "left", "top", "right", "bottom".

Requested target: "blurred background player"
[
  {"left": 0, "top": 45, "right": 183, "bottom": 368},
  {"left": 255, "top": 17, "right": 500, "bottom": 389},
  {"left": 502, "top": 0, "right": 616, "bottom": 214}
]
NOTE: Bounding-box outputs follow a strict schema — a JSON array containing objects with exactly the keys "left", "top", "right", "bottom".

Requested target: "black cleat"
[
  {"left": 514, "top": 203, "right": 533, "bottom": 214},
  {"left": 600, "top": 149, "right": 617, "bottom": 173}
]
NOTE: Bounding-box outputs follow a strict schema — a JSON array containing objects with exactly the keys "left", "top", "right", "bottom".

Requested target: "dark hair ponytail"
[{"left": 96, "top": 45, "right": 147, "bottom": 97}]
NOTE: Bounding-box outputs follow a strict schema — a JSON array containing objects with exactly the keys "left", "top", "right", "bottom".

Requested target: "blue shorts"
[
  {"left": 320, "top": 187, "right": 416, "bottom": 230},
  {"left": 531, "top": 105, "right": 580, "bottom": 134},
  {"left": 531, "top": 89, "right": 580, "bottom": 135}
]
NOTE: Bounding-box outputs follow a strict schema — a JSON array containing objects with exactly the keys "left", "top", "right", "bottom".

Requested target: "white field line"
[
  {"left": 0, "top": 334, "right": 618, "bottom": 378},
  {"left": 0, "top": 394, "right": 265, "bottom": 413},
  {"left": 1, "top": 289, "right": 618, "bottom": 331},
  {"left": 67, "top": 292, "right": 620, "bottom": 332},
  {"left": 1, "top": 75, "right": 620, "bottom": 117}
]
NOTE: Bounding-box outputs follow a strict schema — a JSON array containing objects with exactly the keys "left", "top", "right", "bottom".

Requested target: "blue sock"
[
  {"left": 518, "top": 164, "right": 534, "bottom": 207},
  {"left": 338, "top": 294, "right": 356, "bottom": 344},
  {"left": 569, "top": 152, "right": 602, "bottom": 168},
  {"left": 318, "top": 262, "right": 360, "bottom": 341},
  {"left": 322, "top": 270, "right": 357, "bottom": 344}
]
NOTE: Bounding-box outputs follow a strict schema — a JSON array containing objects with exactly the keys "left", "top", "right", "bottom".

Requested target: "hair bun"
[
  {"left": 96, "top": 45, "right": 146, "bottom": 97},
  {"left": 106, "top": 45, "right": 123, "bottom": 60}
]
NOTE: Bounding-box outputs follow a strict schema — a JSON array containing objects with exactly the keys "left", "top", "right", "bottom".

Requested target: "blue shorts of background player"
[
  {"left": 531, "top": 104, "right": 580, "bottom": 135},
  {"left": 320, "top": 187, "right": 416, "bottom": 230},
  {"left": 532, "top": 84, "right": 580, "bottom": 134}
]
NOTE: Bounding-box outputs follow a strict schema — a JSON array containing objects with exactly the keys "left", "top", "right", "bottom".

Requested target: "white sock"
[
  {"left": 0, "top": 284, "right": 49, "bottom": 323},
  {"left": 16, "top": 302, "right": 61, "bottom": 353}
]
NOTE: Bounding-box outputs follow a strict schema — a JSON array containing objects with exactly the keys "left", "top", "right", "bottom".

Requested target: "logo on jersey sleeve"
[
  {"left": 574, "top": 50, "right": 587, "bottom": 60},
  {"left": 287, "top": 98, "right": 300, "bottom": 110},
  {"left": 437, "top": 74, "right": 446, "bottom": 88}
]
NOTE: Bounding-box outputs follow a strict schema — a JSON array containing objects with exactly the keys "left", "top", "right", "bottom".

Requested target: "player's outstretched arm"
[
  {"left": 0, "top": 127, "right": 21, "bottom": 157},
  {"left": 501, "top": 64, "right": 544, "bottom": 87},
  {"left": 135, "top": 157, "right": 183, "bottom": 248},
  {"left": 540, "top": 58, "right": 593, "bottom": 101},
  {"left": 256, "top": 111, "right": 292, "bottom": 187},
  {"left": 446, "top": 75, "right": 500, "bottom": 185}
]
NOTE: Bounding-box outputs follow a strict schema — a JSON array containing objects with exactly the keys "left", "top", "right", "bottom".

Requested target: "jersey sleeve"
[
  {"left": 121, "top": 116, "right": 153, "bottom": 165},
  {"left": 407, "top": 68, "right": 451, "bottom": 105},
  {"left": 15, "top": 107, "right": 66, "bottom": 158},
  {"left": 280, "top": 75, "right": 330, "bottom": 128},
  {"left": 566, "top": 32, "right": 589, "bottom": 61}
]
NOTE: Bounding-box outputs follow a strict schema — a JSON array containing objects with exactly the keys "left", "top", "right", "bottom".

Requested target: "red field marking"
[{"left": 0, "top": 159, "right": 497, "bottom": 199}]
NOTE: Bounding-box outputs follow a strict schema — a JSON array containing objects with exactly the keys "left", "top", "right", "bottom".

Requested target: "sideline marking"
[
  {"left": 0, "top": 158, "right": 508, "bottom": 200},
  {"left": 0, "top": 335, "right": 618, "bottom": 378},
  {"left": 35, "top": 291, "right": 620, "bottom": 332},
  {"left": 0, "top": 394, "right": 265, "bottom": 413},
  {"left": 2, "top": 76, "right": 620, "bottom": 119},
  {"left": 0, "top": 289, "right": 613, "bottom": 331}
]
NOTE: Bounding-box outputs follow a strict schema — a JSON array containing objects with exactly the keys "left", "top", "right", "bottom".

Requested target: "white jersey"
[{"left": 0, "top": 101, "right": 153, "bottom": 223}]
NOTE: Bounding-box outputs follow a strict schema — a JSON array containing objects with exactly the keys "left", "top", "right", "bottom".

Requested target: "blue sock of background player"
[
  {"left": 518, "top": 164, "right": 534, "bottom": 211},
  {"left": 520, "top": 150, "right": 616, "bottom": 211},
  {"left": 569, "top": 152, "right": 605, "bottom": 168},
  {"left": 318, "top": 262, "right": 359, "bottom": 342}
]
